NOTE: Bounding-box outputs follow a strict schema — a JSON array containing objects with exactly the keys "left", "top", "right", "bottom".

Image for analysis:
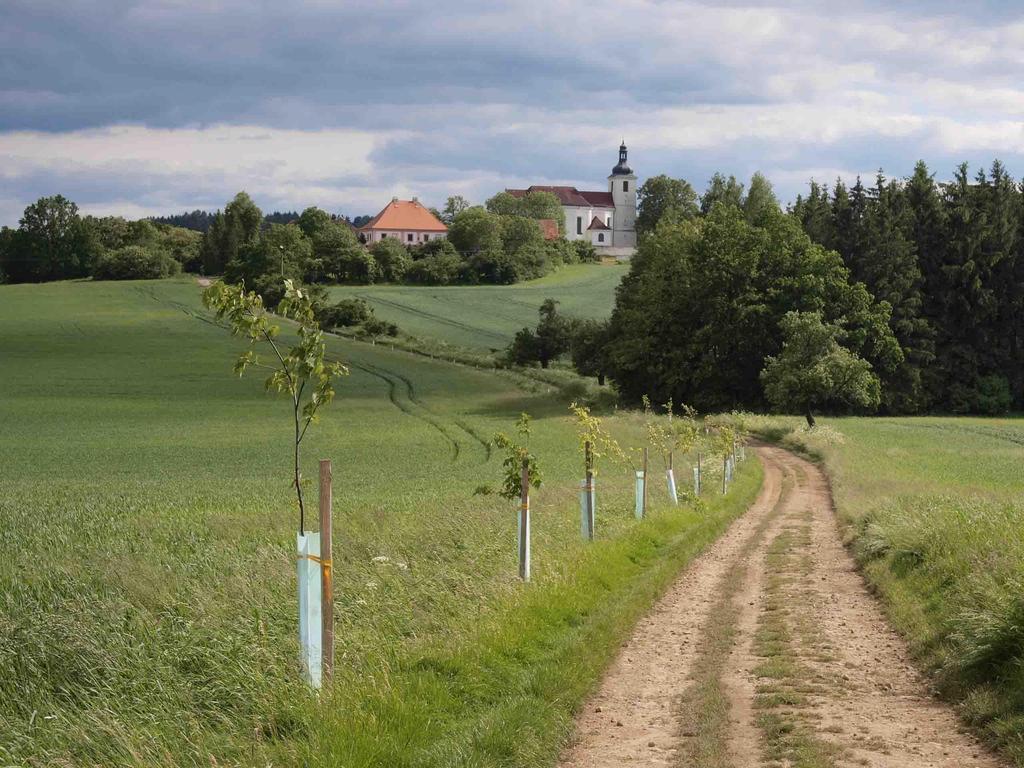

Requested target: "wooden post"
[
  {"left": 319, "top": 460, "right": 334, "bottom": 685},
  {"left": 519, "top": 458, "right": 531, "bottom": 581},
  {"left": 642, "top": 446, "right": 649, "bottom": 517},
  {"left": 584, "top": 440, "right": 595, "bottom": 541},
  {"left": 668, "top": 450, "right": 673, "bottom": 471}
]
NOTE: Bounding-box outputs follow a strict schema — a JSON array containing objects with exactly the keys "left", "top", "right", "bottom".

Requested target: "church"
[{"left": 505, "top": 143, "right": 637, "bottom": 257}]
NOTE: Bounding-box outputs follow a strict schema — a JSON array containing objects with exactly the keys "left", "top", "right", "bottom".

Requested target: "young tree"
[
  {"left": 508, "top": 298, "right": 574, "bottom": 368},
  {"left": 203, "top": 279, "right": 347, "bottom": 531},
  {"left": 570, "top": 318, "right": 612, "bottom": 385},
  {"left": 760, "top": 311, "right": 881, "bottom": 427}
]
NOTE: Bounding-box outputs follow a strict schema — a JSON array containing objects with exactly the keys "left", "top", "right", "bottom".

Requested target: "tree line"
[
  {"left": 540, "top": 162, "right": 1023, "bottom": 416},
  {"left": 0, "top": 195, "right": 199, "bottom": 283}
]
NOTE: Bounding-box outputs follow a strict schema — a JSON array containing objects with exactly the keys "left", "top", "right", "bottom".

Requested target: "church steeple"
[{"left": 611, "top": 141, "right": 632, "bottom": 176}]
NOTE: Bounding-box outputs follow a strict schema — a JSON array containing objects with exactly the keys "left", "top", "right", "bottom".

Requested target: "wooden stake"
[
  {"left": 519, "top": 457, "right": 531, "bottom": 581},
  {"left": 642, "top": 446, "right": 649, "bottom": 517},
  {"left": 319, "top": 459, "right": 334, "bottom": 685}
]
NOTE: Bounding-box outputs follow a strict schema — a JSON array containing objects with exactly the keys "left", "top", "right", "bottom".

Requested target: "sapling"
[
  {"left": 492, "top": 413, "right": 541, "bottom": 581},
  {"left": 203, "top": 279, "right": 347, "bottom": 532},
  {"left": 704, "top": 418, "right": 738, "bottom": 494},
  {"left": 643, "top": 397, "right": 701, "bottom": 504},
  {"left": 569, "top": 401, "right": 625, "bottom": 535}
]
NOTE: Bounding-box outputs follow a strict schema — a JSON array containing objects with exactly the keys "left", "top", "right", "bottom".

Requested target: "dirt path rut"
[{"left": 557, "top": 446, "right": 1006, "bottom": 768}]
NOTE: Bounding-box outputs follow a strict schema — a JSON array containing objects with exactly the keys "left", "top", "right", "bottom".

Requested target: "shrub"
[
  {"left": 358, "top": 317, "right": 398, "bottom": 344},
  {"left": 411, "top": 238, "right": 459, "bottom": 261},
  {"left": 93, "top": 246, "right": 180, "bottom": 280},
  {"left": 545, "top": 238, "right": 576, "bottom": 266},
  {"left": 318, "top": 298, "right": 373, "bottom": 329},
  {"left": 573, "top": 240, "right": 599, "bottom": 263},
  {"left": 405, "top": 253, "right": 464, "bottom": 285},
  {"left": 948, "top": 375, "right": 1014, "bottom": 415},
  {"left": 976, "top": 375, "right": 1013, "bottom": 415}
]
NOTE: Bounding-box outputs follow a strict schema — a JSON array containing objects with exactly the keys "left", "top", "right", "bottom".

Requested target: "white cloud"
[{"left": 1, "top": 124, "right": 402, "bottom": 184}]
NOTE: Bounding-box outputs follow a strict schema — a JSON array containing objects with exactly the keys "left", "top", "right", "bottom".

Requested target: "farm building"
[
  {"left": 506, "top": 143, "right": 637, "bottom": 256},
  {"left": 358, "top": 197, "right": 448, "bottom": 245}
]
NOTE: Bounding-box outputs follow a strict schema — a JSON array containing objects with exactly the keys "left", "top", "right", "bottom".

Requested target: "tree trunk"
[
  {"left": 540, "top": 359, "right": 549, "bottom": 369},
  {"left": 597, "top": 373, "right": 606, "bottom": 386},
  {"left": 805, "top": 409, "right": 816, "bottom": 429}
]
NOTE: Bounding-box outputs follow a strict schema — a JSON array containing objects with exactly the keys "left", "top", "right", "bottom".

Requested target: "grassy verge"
[{"left": 747, "top": 414, "right": 1024, "bottom": 765}]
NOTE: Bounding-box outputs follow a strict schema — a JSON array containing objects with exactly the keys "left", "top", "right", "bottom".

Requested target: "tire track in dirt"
[{"left": 557, "top": 446, "right": 1008, "bottom": 768}]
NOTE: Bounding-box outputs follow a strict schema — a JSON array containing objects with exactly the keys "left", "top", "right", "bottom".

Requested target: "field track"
[{"left": 557, "top": 446, "right": 1005, "bottom": 768}]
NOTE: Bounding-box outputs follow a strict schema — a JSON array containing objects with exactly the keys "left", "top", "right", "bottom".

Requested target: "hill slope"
[{"left": 328, "top": 262, "right": 627, "bottom": 351}]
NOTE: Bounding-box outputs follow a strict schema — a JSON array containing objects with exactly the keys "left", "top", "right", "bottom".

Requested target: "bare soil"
[{"left": 557, "top": 446, "right": 1006, "bottom": 768}]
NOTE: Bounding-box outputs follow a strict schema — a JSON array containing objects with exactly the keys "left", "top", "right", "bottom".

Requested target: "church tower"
[{"left": 608, "top": 142, "right": 637, "bottom": 249}]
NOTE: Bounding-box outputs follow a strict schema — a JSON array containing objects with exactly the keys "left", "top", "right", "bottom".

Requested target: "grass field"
[
  {"left": 0, "top": 276, "right": 758, "bottom": 767},
  {"left": 755, "top": 416, "right": 1024, "bottom": 764},
  {"left": 328, "top": 262, "right": 628, "bottom": 352}
]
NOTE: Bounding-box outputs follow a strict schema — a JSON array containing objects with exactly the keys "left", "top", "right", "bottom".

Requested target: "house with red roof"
[
  {"left": 358, "top": 197, "right": 447, "bottom": 246},
  {"left": 506, "top": 143, "right": 637, "bottom": 256}
]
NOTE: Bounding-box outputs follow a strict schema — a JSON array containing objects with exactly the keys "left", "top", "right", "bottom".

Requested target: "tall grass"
[{"left": 752, "top": 415, "right": 1024, "bottom": 764}]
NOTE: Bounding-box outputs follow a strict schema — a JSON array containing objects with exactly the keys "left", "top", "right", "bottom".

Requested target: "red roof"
[
  {"left": 587, "top": 216, "right": 610, "bottom": 231},
  {"left": 537, "top": 219, "right": 559, "bottom": 240},
  {"left": 359, "top": 199, "right": 448, "bottom": 233},
  {"left": 506, "top": 186, "right": 615, "bottom": 209}
]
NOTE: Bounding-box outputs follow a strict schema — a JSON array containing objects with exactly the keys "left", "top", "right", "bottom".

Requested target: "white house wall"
[{"left": 367, "top": 230, "right": 447, "bottom": 244}]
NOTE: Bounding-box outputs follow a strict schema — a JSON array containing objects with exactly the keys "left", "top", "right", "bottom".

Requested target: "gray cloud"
[{"left": 3, "top": 0, "right": 1024, "bottom": 225}]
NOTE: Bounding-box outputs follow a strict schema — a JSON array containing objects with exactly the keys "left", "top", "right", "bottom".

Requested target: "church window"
[
  {"left": 598, "top": 233, "right": 605, "bottom": 243},
  {"left": 408, "top": 233, "right": 414, "bottom": 242},
  {"left": 623, "top": 180, "right": 629, "bottom": 192},
  {"left": 423, "top": 234, "right": 429, "bottom": 242},
  {"left": 576, "top": 216, "right": 582, "bottom": 235}
]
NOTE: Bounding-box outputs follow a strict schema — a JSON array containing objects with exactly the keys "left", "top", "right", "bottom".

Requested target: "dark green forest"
[{"left": 593, "top": 161, "right": 1024, "bottom": 415}]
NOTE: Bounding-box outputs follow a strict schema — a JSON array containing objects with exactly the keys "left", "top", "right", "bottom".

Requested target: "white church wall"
[{"left": 564, "top": 205, "right": 593, "bottom": 241}]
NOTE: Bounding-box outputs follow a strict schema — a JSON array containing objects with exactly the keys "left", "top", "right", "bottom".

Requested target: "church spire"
[{"left": 611, "top": 141, "right": 633, "bottom": 176}]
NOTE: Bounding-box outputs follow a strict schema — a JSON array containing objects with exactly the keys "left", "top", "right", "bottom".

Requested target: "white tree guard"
[
  {"left": 579, "top": 479, "right": 596, "bottom": 540},
  {"left": 666, "top": 468, "right": 678, "bottom": 505},
  {"left": 297, "top": 532, "right": 322, "bottom": 689},
  {"left": 518, "top": 499, "right": 531, "bottom": 582},
  {"left": 635, "top": 470, "right": 645, "bottom": 519}
]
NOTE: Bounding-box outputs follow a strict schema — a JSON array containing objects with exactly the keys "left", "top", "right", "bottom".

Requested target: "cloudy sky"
[{"left": 3, "top": 0, "right": 1024, "bottom": 226}]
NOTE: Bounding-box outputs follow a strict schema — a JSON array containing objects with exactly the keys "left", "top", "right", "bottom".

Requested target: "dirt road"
[{"left": 557, "top": 445, "right": 1004, "bottom": 768}]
